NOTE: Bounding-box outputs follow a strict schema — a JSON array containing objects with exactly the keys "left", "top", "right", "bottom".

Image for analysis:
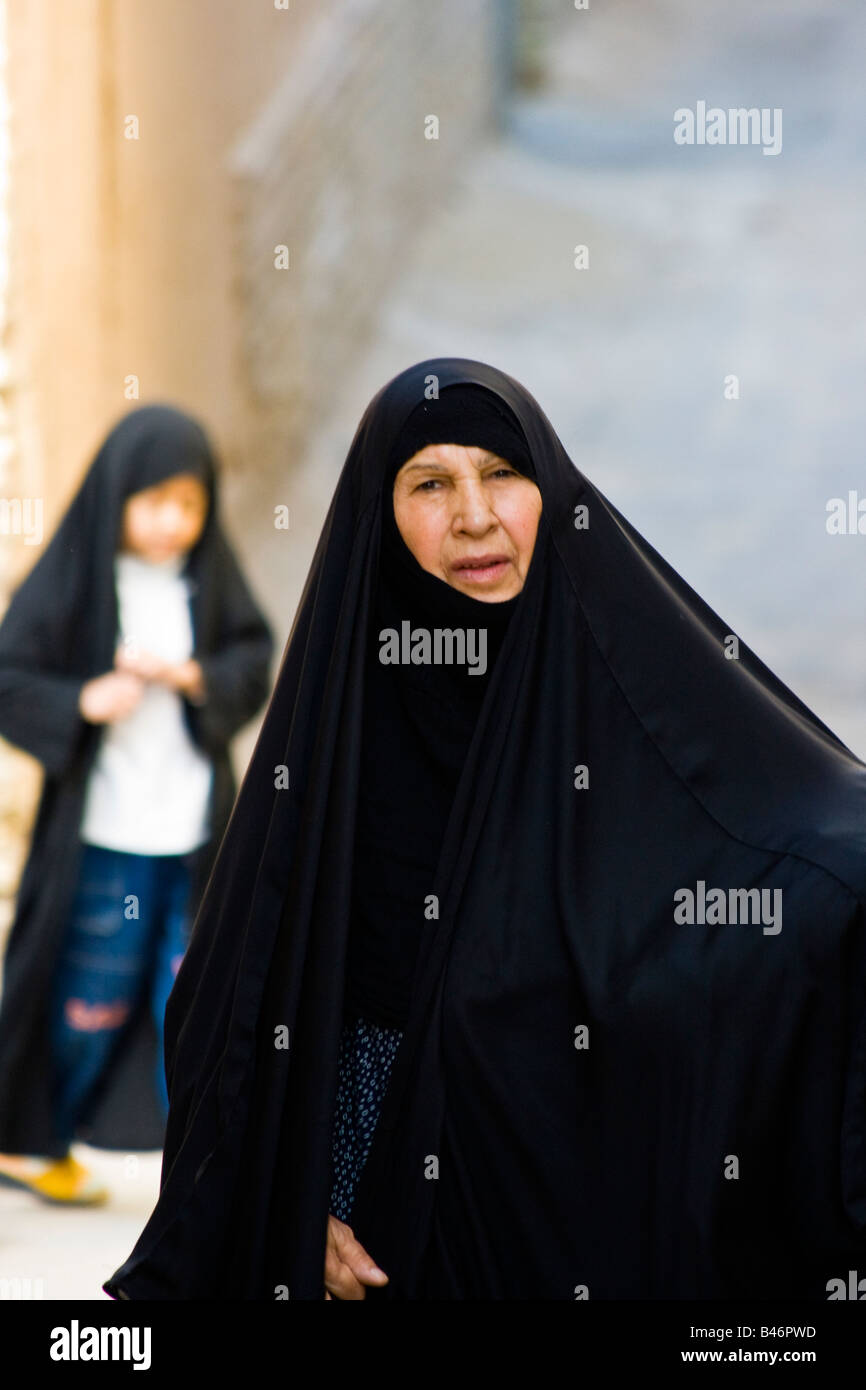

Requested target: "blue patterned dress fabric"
[{"left": 329, "top": 1014, "right": 403, "bottom": 1222}]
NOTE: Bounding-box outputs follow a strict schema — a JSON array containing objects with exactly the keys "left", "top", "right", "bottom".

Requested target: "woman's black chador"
[{"left": 103, "top": 360, "right": 866, "bottom": 1300}]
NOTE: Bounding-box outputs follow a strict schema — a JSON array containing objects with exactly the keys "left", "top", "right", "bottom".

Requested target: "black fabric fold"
[{"left": 345, "top": 386, "right": 526, "bottom": 1026}]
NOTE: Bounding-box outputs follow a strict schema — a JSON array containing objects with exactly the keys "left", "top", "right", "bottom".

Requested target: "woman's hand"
[
  {"left": 78, "top": 671, "right": 145, "bottom": 723},
  {"left": 324, "top": 1213, "right": 389, "bottom": 1300}
]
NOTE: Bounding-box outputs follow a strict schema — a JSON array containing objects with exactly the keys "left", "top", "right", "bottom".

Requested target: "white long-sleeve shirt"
[{"left": 79, "top": 551, "right": 213, "bottom": 855}]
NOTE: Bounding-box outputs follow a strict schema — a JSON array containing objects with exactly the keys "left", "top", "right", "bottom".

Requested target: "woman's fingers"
[
  {"left": 324, "top": 1231, "right": 371, "bottom": 1300},
  {"left": 326, "top": 1269, "right": 366, "bottom": 1299},
  {"left": 324, "top": 1214, "right": 389, "bottom": 1300},
  {"left": 334, "top": 1219, "right": 389, "bottom": 1284}
]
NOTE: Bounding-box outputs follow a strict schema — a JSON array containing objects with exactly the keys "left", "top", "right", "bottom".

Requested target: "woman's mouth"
[{"left": 451, "top": 555, "right": 511, "bottom": 584}]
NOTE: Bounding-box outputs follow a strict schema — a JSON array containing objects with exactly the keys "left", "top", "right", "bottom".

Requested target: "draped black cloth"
[
  {"left": 345, "top": 385, "right": 527, "bottom": 1028},
  {"left": 105, "top": 359, "right": 866, "bottom": 1300},
  {"left": 0, "top": 404, "right": 274, "bottom": 1155}
]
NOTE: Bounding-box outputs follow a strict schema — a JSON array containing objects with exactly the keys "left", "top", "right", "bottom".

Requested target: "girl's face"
[
  {"left": 392, "top": 444, "right": 542, "bottom": 600},
  {"left": 120, "top": 473, "right": 209, "bottom": 562}
]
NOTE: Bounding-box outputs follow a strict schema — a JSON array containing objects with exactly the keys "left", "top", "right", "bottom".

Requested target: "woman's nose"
[{"left": 451, "top": 482, "right": 496, "bottom": 533}]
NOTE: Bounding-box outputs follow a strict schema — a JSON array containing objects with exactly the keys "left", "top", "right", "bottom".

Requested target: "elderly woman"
[{"left": 106, "top": 357, "right": 866, "bottom": 1302}]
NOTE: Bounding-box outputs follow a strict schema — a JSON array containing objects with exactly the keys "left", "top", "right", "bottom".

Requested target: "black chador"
[{"left": 105, "top": 361, "right": 866, "bottom": 1299}]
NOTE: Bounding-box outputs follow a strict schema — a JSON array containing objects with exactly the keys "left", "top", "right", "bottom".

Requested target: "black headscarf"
[
  {"left": 105, "top": 359, "right": 866, "bottom": 1301},
  {"left": 345, "top": 385, "right": 534, "bottom": 1027},
  {"left": 0, "top": 404, "right": 237, "bottom": 773}
]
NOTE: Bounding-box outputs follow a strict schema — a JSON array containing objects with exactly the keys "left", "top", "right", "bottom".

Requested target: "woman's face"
[
  {"left": 392, "top": 444, "right": 542, "bottom": 601},
  {"left": 120, "top": 473, "right": 209, "bottom": 562}
]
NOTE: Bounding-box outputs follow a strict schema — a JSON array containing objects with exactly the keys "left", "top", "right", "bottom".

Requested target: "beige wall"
[
  {"left": 0, "top": 0, "right": 318, "bottom": 935},
  {"left": 4, "top": 0, "right": 316, "bottom": 572}
]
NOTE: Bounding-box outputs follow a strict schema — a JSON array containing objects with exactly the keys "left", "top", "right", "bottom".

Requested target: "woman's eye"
[{"left": 412, "top": 468, "right": 516, "bottom": 493}]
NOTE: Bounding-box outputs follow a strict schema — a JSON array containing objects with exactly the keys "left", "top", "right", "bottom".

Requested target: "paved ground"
[
  {"left": 3, "top": 0, "right": 864, "bottom": 1301},
  {"left": 0, "top": 1147, "right": 162, "bottom": 1301}
]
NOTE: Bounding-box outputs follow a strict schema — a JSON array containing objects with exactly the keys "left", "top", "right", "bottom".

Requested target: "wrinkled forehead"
[
  {"left": 389, "top": 391, "right": 533, "bottom": 485},
  {"left": 392, "top": 442, "right": 525, "bottom": 471}
]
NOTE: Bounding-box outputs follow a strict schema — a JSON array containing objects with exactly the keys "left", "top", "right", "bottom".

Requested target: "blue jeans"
[{"left": 49, "top": 842, "right": 195, "bottom": 1146}]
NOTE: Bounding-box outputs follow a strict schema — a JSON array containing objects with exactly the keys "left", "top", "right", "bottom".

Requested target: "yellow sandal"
[{"left": 0, "top": 1155, "right": 109, "bottom": 1206}]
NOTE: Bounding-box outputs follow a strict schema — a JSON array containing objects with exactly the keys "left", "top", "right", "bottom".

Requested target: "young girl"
[{"left": 0, "top": 404, "right": 273, "bottom": 1203}]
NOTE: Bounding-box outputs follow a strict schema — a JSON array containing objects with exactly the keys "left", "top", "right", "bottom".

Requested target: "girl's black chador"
[{"left": 0, "top": 405, "right": 273, "bottom": 1155}]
